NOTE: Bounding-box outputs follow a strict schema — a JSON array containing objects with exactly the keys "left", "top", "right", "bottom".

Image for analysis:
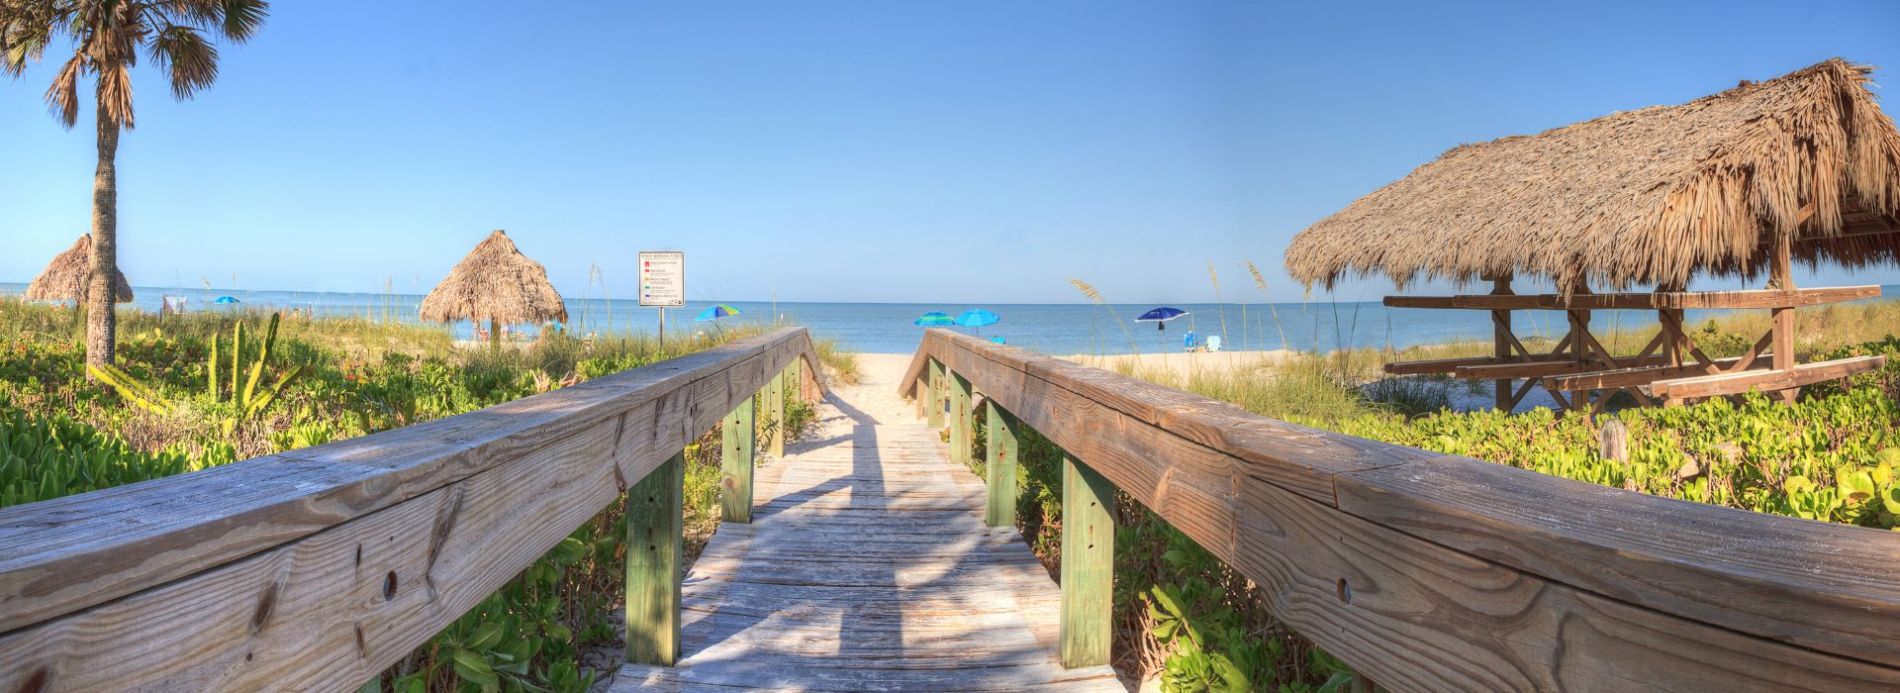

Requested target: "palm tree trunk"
[{"left": 85, "top": 101, "right": 121, "bottom": 374}]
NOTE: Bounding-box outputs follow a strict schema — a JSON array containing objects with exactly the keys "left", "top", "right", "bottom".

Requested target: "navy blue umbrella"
[{"left": 1136, "top": 306, "right": 1188, "bottom": 330}]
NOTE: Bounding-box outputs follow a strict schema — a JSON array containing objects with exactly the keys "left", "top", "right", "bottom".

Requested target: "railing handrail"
[
  {"left": 0, "top": 327, "right": 824, "bottom": 691},
  {"left": 901, "top": 328, "right": 1900, "bottom": 690}
]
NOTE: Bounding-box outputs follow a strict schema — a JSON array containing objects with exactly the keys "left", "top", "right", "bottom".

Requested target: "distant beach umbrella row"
[{"left": 24, "top": 234, "right": 134, "bottom": 304}]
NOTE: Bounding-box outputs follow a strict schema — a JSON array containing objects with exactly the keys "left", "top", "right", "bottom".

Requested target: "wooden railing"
[
  {"left": 901, "top": 328, "right": 1900, "bottom": 691},
  {"left": 0, "top": 327, "right": 823, "bottom": 692}
]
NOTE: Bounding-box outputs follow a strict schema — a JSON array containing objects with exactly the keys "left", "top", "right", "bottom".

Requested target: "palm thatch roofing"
[
  {"left": 419, "top": 230, "right": 568, "bottom": 325},
  {"left": 23, "top": 234, "right": 133, "bottom": 303},
  {"left": 1285, "top": 59, "right": 1900, "bottom": 293}
]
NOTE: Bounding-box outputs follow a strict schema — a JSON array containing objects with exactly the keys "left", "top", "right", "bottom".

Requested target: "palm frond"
[
  {"left": 42, "top": 50, "right": 81, "bottom": 127},
  {"left": 150, "top": 24, "right": 217, "bottom": 99}
]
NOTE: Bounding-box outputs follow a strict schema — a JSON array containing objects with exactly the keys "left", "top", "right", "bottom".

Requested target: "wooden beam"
[
  {"left": 1491, "top": 276, "right": 1514, "bottom": 411},
  {"left": 0, "top": 329, "right": 825, "bottom": 691},
  {"left": 950, "top": 370, "right": 974, "bottom": 468},
  {"left": 626, "top": 450, "right": 684, "bottom": 666},
  {"left": 720, "top": 396, "right": 756, "bottom": 524},
  {"left": 1652, "top": 356, "right": 1885, "bottom": 401},
  {"left": 985, "top": 403, "right": 1020, "bottom": 528},
  {"left": 1455, "top": 354, "right": 1670, "bottom": 381},
  {"left": 1545, "top": 357, "right": 1751, "bottom": 392},
  {"left": 1059, "top": 455, "right": 1114, "bottom": 669},
  {"left": 1384, "top": 286, "right": 1881, "bottom": 311},
  {"left": 1385, "top": 354, "right": 1566, "bottom": 376},
  {"left": 765, "top": 368, "right": 786, "bottom": 458},
  {"left": 926, "top": 359, "right": 946, "bottom": 428}
]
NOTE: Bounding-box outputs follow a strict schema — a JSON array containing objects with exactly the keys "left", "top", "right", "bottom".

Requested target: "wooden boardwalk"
[{"left": 611, "top": 387, "right": 1124, "bottom": 691}]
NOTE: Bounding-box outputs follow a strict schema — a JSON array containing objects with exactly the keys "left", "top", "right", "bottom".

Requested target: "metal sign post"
[{"left": 639, "top": 251, "right": 686, "bottom": 353}]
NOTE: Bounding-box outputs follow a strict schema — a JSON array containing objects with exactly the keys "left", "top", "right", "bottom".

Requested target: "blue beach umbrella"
[
  {"left": 696, "top": 304, "right": 740, "bottom": 321},
  {"left": 914, "top": 311, "right": 956, "bottom": 326},
  {"left": 956, "top": 309, "right": 999, "bottom": 328},
  {"left": 1136, "top": 306, "right": 1187, "bottom": 330},
  {"left": 214, "top": 295, "right": 241, "bottom": 305}
]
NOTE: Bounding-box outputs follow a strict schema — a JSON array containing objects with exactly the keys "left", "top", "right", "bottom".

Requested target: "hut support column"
[
  {"left": 1489, "top": 275, "right": 1514, "bottom": 411},
  {"left": 1771, "top": 232, "right": 1798, "bottom": 403},
  {"left": 1565, "top": 281, "right": 1593, "bottom": 412}
]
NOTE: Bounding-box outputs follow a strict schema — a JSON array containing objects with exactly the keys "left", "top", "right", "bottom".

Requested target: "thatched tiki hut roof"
[
  {"left": 419, "top": 230, "right": 568, "bottom": 340},
  {"left": 1285, "top": 59, "right": 1900, "bottom": 293},
  {"left": 24, "top": 234, "right": 134, "bottom": 304}
]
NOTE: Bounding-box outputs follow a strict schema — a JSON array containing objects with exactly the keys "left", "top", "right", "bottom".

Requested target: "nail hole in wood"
[
  {"left": 1336, "top": 578, "right": 1352, "bottom": 605},
  {"left": 383, "top": 571, "right": 398, "bottom": 600}
]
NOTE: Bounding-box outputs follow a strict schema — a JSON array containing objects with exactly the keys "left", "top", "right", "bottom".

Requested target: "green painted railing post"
[
  {"left": 984, "top": 403, "right": 1019, "bottom": 528},
  {"left": 1060, "top": 454, "right": 1114, "bottom": 669},
  {"left": 787, "top": 357, "right": 804, "bottom": 405},
  {"left": 625, "top": 450, "right": 685, "bottom": 666},
  {"left": 949, "top": 371, "right": 973, "bottom": 467},
  {"left": 926, "top": 359, "right": 946, "bottom": 428},
  {"left": 766, "top": 367, "right": 787, "bottom": 458},
  {"left": 721, "top": 398, "right": 756, "bottom": 523}
]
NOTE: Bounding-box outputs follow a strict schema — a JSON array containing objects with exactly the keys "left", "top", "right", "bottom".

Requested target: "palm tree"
[{"left": 2, "top": 0, "right": 267, "bottom": 370}]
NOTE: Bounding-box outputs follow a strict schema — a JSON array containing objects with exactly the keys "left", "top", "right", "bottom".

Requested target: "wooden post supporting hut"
[{"left": 1285, "top": 58, "right": 1900, "bottom": 411}]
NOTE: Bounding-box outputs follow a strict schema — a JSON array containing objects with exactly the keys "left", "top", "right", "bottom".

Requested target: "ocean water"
[{"left": 3, "top": 283, "right": 1893, "bottom": 355}]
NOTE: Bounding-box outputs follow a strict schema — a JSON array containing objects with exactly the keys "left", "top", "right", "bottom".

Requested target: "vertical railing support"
[
  {"left": 766, "top": 367, "right": 787, "bottom": 458},
  {"left": 626, "top": 450, "right": 685, "bottom": 666},
  {"left": 984, "top": 402, "right": 1019, "bottom": 528},
  {"left": 949, "top": 370, "right": 973, "bottom": 467},
  {"left": 721, "top": 397, "right": 756, "bottom": 523},
  {"left": 1060, "top": 454, "right": 1114, "bottom": 668},
  {"left": 926, "top": 358, "right": 946, "bottom": 428}
]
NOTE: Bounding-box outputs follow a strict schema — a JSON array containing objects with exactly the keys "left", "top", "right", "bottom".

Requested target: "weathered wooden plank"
[
  {"left": 721, "top": 397, "right": 757, "bottom": 524},
  {"left": 950, "top": 370, "right": 974, "bottom": 468},
  {"left": 1336, "top": 456, "right": 1900, "bottom": 669},
  {"left": 1384, "top": 286, "right": 1881, "bottom": 311},
  {"left": 1059, "top": 456, "right": 1113, "bottom": 669},
  {"left": 627, "top": 451, "right": 685, "bottom": 666},
  {"left": 1543, "top": 356, "right": 1749, "bottom": 391},
  {"left": 1454, "top": 354, "right": 1669, "bottom": 380},
  {"left": 0, "top": 329, "right": 825, "bottom": 690},
  {"left": 986, "top": 403, "right": 1021, "bottom": 528},
  {"left": 927, "top": 358, "right": 946, "bottom": 428},
  {"left": 1651, "top": 355, "right": 1885, "bottom": 400},
  {"left": 765, "top": 368, "right": 786, "bottom": 458}
]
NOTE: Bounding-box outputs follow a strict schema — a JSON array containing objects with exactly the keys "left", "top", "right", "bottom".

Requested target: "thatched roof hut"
[
  {"left": 1285, "top": 59, "right": 1900, "bottom": 293},
  {"left": 23, "top": 234, "right": 133, "bottom": 303},
  {"left": 419, "top": 230, "right": 568, "bottom": 335}
]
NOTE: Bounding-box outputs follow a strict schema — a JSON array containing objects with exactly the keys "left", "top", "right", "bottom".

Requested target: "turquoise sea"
[{"left": 3, "top": 283, "right": 1894, "bottom": 355}]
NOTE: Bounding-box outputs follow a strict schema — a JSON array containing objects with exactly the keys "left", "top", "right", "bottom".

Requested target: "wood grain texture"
[
  {"left": 1059, "top": 456, "right": 1114, "bottom": 669},
  {"left": 903, "top": 328, "right": 1900, "bottom": 687},
  {"left": 627, "top": 451, "right": 685, "bottom": 666},
  {"left": 1384, "top": 286, "right": 1879, "bottom": 310},
  {"left": 949, "top": 369, "right": 974, "bottom": 468},
  {"left": 0, "top": 328, "right": 826, "bottom": 691},
  {"left": 608, "top": 382, "right": 1120, "bottom": 692},
  {"left": 765, "top": 369, "right": 786, "bottom": 459},
  {"left": 721, "top": 398, "right": 756, "bottom": 524},
  {"left": 986, "top": 403, "right": 1021, "bottom": 528}
]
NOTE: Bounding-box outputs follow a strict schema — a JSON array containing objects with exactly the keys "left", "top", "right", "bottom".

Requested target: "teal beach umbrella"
[
  {"left": 956, "top": 309, "right": 999, "bottom": 327},
  {"left": 915, "top": 311, "right": 955, "bottom": 326},
  {"left": 696, "top": 304, "right": 740, "bottom": 321}
]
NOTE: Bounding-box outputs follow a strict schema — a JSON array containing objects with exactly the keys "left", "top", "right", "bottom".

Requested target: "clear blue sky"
[{"left": 4, "top": 0, "right": 1898, "bottom": 303}]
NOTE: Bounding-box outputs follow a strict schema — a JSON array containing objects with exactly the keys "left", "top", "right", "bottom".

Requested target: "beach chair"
[
  {"left": 1183, "top": 331, "right": 1199, "bottom": 352},
  {"left": 1207, "top": 335, "right": 1222, "bottom": 352},
  {"left": 990, "top": 336, "right": 1006, "bottom": 344}
]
